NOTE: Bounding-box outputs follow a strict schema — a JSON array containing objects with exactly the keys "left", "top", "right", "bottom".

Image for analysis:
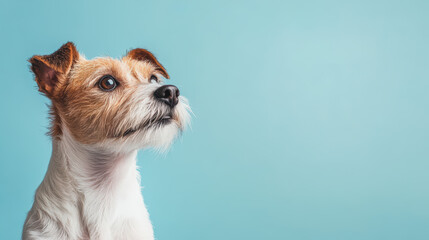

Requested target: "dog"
[{"left": 22, "top": 42, "right": 191, "bottom": 240}]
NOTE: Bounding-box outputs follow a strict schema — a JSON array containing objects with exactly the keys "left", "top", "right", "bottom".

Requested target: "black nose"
[{"left": 154, "top": 85, "right": 180, "bottom": 108}]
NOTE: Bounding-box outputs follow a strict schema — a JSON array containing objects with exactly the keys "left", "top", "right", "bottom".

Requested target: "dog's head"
[{"left": 30, "top": 42, "right": 190, "bottom": 151}]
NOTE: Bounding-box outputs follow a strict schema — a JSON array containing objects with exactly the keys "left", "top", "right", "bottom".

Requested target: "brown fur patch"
[
  {"left": 29, "top": 42, "right": 79, "bottom": 98},
  {"left": 125, "top": 48, "right": 169, "bottom": 79}
]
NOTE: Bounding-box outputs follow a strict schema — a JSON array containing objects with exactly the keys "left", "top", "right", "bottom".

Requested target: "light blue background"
[{"left": 1, "top": 0, "right": 428, "bottom": 239}]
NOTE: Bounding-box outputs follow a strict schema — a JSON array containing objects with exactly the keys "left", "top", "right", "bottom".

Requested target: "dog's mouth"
[{"left": 122, "top": 113, "right": 174, "bottom": 137}]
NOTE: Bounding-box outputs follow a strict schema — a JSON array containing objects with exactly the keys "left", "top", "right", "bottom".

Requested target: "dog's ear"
[
  {"left": 29, "top": 42, "right": 79, "bottom": 98},
  {"left": 125, "top": 48, "right": 169, "bottom": 79}
]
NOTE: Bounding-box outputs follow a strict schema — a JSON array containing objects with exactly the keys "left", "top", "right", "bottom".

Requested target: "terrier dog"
[{"left": 22, "top": 42, "right": 190, "bottom": 240}]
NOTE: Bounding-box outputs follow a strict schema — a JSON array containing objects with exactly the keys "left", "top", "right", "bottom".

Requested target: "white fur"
[{"left": 23, "top": 83, "right": 190, "bottom": 240}]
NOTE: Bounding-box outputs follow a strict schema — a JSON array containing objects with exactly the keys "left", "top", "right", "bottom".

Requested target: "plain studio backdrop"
[{"left": 1, "top": 1, "right": 428, "bottom": 239}]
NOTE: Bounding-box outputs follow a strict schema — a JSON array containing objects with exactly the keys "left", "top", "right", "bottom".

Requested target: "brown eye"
[
  {"left": 150, "top": 75, "right": 158, "bottom": 83},
  {"left": 98, "top": 75, "right": 118, "bottom": 91}
]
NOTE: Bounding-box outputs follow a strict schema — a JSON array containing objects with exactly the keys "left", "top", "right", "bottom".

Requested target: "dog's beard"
[
  {"left": 104, "top": 84, "right": 191, "bottom": 152},
  {"left": 123, "top": 97, "right": 190, "bottom": 151}
]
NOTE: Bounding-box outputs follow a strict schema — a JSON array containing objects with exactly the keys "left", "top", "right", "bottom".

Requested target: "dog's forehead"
[{"left": 70, "top": 57, "right": 157, "bottom": 86}]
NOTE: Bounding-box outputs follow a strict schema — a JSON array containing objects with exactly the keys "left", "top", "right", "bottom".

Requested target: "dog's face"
[{"left": 30, "top": 42, "right": 190, "bottom": 151}]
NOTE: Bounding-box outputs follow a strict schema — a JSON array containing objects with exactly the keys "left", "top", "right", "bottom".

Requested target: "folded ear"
[
  {"left": 29, "top": 42, "right": 79, "bottom": 98},
  {"left": 125, "top": 48, "right": 169, "bottom": 79}
]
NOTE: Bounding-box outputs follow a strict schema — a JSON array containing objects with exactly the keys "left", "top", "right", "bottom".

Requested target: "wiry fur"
[{"left": 23, "top": 43, "right": 190, "bottom": 240}]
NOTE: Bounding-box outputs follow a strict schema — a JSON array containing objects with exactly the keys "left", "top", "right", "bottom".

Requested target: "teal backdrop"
[{"left": 1, "top": 1, "right": 429, "bottom": 239}]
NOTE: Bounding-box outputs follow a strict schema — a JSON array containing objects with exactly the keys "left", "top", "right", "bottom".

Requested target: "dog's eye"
[
  {"left": 98, "top": 75, "right": 118, "bottom": 91},
  {"left": 150, "top": 75, "right": 158, "bottom": 83}
]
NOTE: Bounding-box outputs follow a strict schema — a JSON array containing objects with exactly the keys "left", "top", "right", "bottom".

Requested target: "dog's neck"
[
  {"left": 37, "top": 129, "right": 148, "bottom": 239},
  {"left": 49, "top": 128, "right": 140, "bottom": 197}
]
